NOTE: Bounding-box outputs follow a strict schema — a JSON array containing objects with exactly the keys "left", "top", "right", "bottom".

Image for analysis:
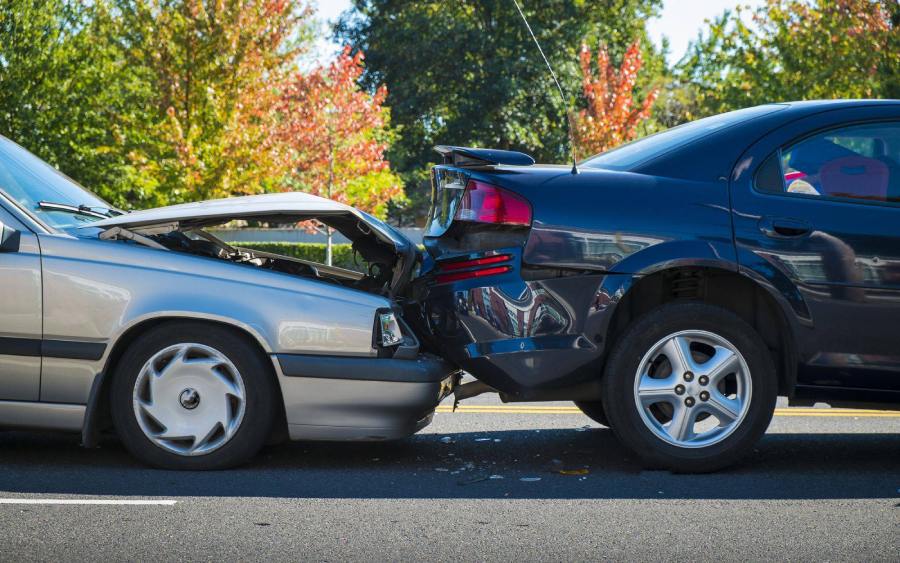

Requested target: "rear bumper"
[
  {"left": 272, "top": 353, "right": 459, "bottom": 441},
  {"left": 419, "top": 269, "right": 619, "bottom": 398}
]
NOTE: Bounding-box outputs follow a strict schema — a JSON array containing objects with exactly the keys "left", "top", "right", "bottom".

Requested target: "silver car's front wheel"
[
  {"left": 634, "top": 330, "right": 752, "bottom": 448},
  {"left": 112, "top": 322, "right": 277, "bottom": 470},
  {"left": 133, "top": 343, "right": 247, "bottom": 456}
]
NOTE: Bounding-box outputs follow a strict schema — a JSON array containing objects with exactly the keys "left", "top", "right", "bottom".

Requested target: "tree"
[
  {"left": 573, "top": 39, "right": 659, "bottom": 156},
  {"left": 276, "top": 47, "right": 402, "bottom": 264},
  {"left": 680, "top": 0, "right": 899, "bottom": 118},
  {"left": 110, "top": 0, "right": 315, "bottom": 208},
  {"left": 0, "top": 0, "right": 150, "bottom": 208},
  {"left": 0, "top": 0, "right": 318, "bottom": 210},
  {"left": 335, "top": 0, "right": 665, "bottom": 224}
]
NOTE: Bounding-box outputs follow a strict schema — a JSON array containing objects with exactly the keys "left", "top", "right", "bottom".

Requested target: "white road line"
[{"left": 0, "top": 499, "right": 176, "bottom": 506}]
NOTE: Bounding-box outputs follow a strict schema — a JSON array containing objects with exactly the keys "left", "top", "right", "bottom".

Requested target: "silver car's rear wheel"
[
  {"left": 634, "top": 330, "right": 752, "bottom": 448},
  {"left": 133, "top": 343, "right": 247, "bottom": 456}
]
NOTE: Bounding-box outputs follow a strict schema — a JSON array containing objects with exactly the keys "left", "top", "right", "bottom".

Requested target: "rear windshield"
[{"left": 581, "top": 105, "right": 787, "bottom": 171}]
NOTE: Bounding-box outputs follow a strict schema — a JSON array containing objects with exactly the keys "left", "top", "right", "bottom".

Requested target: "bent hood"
[
  {"left": 85, "top": 192, "right": 418, "bottom": 295},
  {"left": 88, "top": 192, "right": 406, "bottom": 243}
]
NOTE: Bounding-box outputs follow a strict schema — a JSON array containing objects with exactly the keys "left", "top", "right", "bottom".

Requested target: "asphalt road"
[{"left": 0, "top": 396, "right": 897, "bottom": 562}]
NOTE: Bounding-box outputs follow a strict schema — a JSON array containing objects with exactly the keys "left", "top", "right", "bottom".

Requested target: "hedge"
[{"left": 238, "top": 242, "right": 362, "bottom": 271}]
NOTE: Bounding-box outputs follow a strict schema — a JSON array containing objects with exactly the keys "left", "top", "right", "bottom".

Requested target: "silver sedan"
[{"left": 0, "top": 136, "right": 458, "bottom": 470}]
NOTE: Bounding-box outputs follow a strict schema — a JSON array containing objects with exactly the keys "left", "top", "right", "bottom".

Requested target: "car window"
[
  {"left": 0, "top": 136, "right": 113, "bottom": 231},
  {"left": 755, "top": 122, "right": 900, "bottom": 204}
]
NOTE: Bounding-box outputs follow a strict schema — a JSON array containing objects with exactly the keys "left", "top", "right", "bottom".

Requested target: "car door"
[
  {"left": 0, "top": 200, "right": 42, "bottom": 401},
  {"left": 730, "top": 105, "right": 900, "bottom": 395}
]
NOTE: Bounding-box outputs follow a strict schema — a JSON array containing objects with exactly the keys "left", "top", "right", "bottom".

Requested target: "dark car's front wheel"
[
  {"left": 601, "top": 302, "right": 777, "bottom": 472},
  {"left": 111, "top": 322, "right": 278, "bottom": 470}
]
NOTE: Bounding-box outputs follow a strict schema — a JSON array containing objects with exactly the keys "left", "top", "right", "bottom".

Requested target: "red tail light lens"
[
  {"left": 455, "top": 180, "right": 531, "bottom": 226},
  {"left": 435, "top": 265, "right": 511, "bottom": 284},
  {"left": 434, "top": 253, "right": 513, "bottom": 284},
  {"left": 438, "top": 254, "right": 511, "bottom": 271}
]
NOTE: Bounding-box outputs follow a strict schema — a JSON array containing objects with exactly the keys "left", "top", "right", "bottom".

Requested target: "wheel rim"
[
  {"left": 132, "top": 343, "right": 246, "bottom": 457},
  {"left": 633, "top": 330, "right": 752, "bottom": 449}
]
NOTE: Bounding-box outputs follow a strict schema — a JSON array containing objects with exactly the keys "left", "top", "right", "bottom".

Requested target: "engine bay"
[{"left": 150, "top": 228, "right": 399, "bottom": 295}]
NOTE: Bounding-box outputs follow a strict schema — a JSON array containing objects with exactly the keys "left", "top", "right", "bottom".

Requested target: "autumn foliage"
[
  {"left": 573, "top": 40, "right": 658, "bottom": 156},
  {"left": 276, "top": 47, "right": 402, "bottom": 218},
  {"left": 121, "top": 0, "right": 312, "bottom": 206}
]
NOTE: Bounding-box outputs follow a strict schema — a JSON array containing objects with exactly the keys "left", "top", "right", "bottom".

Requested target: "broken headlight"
[{"left": 378, "top": 311, "right": 403, "bottom": 347}]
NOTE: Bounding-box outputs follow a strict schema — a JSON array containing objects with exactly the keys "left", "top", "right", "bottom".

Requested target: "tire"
[
  {"left": 574, "top": 400, "right": 610, "bottom": 427},
  {"left": 601, "top": 302, "right": 777, "bottom": 473},
  {"left": 111, "top": 321, "right": 277, "bottom": 470}
]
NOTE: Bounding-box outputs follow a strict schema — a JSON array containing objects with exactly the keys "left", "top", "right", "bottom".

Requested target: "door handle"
[{"left": 758, "top": 217, "right": 811, "bottom": 239}]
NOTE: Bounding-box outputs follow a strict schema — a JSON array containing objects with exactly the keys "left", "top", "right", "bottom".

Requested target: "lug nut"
[
  {"left": 699, "top": 375, "right": 709, "bottom": 386},
  {"left": 699, "top": 391, "right": 710, "bottom": 402},
  {"left": 685, "top": 396, "right": 696, "bottom": 407},
  {"left": 683, "top": 371, "right": 694, "bottom": 382},
  {"left": 675, "top": 384, "right": 686, "bottom": 396}
]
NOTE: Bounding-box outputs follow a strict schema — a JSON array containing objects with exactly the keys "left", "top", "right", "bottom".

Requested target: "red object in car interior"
[
  {"left": 435, "top": 253, "right": 513, "bottom": 284},
  {"left": 454, "top": 180, "right": 532, "bottom": 226}
]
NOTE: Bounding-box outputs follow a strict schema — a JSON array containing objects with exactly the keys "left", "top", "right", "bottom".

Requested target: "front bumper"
[{"left": 272, "top": 353, "right": 459, "bottom": 441}]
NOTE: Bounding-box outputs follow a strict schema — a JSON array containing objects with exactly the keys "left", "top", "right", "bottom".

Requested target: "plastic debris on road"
[
  {"left": 557, "top": 468, "right": 590, "bottom": 476},
  {"left": 519, "top": 477, "right": 542, "bottom": 482}
]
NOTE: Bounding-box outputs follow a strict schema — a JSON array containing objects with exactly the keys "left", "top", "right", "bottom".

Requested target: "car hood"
[
  {"left": 91, "top": 192, "right": 402, "bottom": 239},
  {"left": 85, "top": 192, "right": 418, "bottom": 295}
]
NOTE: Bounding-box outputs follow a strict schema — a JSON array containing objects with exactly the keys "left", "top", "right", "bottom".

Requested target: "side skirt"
[{"left": 0, "top": 401, "right": 85, "bottom": 432}]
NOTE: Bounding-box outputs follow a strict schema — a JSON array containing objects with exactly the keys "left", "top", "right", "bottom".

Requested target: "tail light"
[
  {"left": 455, "top": 180, "right": 531, "bottom": 226},
  {"left": 435, "top": 253, "right": 512, "bottom": 284}
]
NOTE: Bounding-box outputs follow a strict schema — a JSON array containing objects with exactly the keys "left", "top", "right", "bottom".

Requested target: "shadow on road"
[{"left": 0, "top": 428, "right": 897, "bottom": 500}]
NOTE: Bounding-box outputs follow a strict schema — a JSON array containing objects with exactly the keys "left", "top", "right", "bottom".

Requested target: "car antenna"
[{"left": 511, "top": 0, "right": 578, "bottom": 174}]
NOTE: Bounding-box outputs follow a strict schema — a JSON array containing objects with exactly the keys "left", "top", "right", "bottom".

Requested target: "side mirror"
[{"left": 0, "top": 221, "right": 21, "bottom": 253}]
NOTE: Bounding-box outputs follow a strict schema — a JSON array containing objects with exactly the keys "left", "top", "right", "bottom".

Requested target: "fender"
[{"left": 607, "top": 239, "right": 738, "bottom": 277}]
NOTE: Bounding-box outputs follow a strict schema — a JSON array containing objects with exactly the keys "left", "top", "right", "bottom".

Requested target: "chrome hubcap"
[
  {"left": 633, "top": 330, "right": 752, "bottom": 448},
  {"left": 133, "top": 343, "right": 246, "bottom": 457}
]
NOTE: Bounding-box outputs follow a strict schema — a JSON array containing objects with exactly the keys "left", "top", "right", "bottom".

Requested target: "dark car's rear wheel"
[
  {"left": 601, "top": 302, "right": 777, "bottom": 472},
  {"left": 574, "top": 400, "right": 609, "bottom": 427},
  {"left": 111, "top": 322, "right": 277, "bottom": 470}
]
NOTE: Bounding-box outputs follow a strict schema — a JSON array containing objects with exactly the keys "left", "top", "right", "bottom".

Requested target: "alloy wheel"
[{"left": 633, "top": 330, "right": 752, "bottom": 448}]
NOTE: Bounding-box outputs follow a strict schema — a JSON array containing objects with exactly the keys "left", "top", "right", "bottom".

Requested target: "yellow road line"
[{"left": 434, "top": 405, "right": 900, "bottom": 417}]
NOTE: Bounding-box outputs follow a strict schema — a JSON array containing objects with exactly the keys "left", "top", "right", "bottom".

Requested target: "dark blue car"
[{"left": 415, "top": 99, "right": 900, "bottom": 472}]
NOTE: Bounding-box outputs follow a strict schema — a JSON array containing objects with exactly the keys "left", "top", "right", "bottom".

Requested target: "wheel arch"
[
  {"left": 603, "top": 265, "right": 799, "bottom": 397},
  {"left": 82, "top": 316, "right": 287, "bottom": 448}
]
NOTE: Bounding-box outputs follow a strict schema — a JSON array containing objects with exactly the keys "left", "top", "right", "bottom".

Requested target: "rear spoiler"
[{"left": 434, "top": 145, "right": 535, "bottom": 167}]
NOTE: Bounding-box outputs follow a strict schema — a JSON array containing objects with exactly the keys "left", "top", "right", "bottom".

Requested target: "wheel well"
[
  {"left": 85, "top": 318, "right": 288, "bottom": 446},
  {"left": 607, "top": 267, "right": 796, "bottom": 396}
]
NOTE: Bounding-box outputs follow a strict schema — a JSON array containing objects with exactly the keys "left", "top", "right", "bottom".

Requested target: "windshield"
[
  {"left": 581, "top": 104, "right": 787, "bottom": 171},
  {"left": 0, "top": 136, "right": 114, "bottom": 231}
]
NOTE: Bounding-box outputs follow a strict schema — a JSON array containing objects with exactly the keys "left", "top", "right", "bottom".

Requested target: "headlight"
[{"left": 378, "top": 311, "right": 403, "bottom": 347}]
